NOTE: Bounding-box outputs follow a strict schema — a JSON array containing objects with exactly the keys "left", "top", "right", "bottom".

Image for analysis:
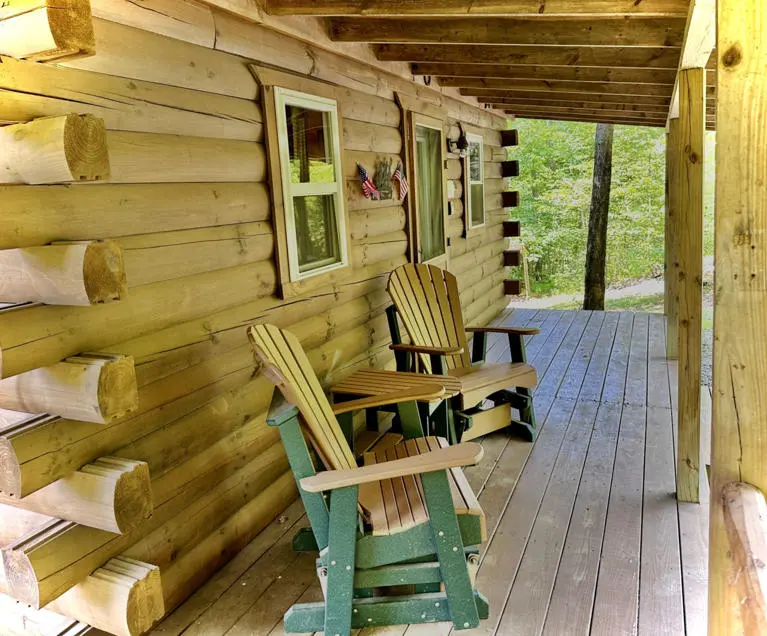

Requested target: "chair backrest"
[
  {"left": 387, "top": 263, "right": 471, "bottom": 372},
  {"left": 248, "top": 323, "right": 356, "bottom": 471}
]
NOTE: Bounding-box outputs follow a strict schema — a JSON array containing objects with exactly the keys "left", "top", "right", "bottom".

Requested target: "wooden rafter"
[
  {"left": 482, "top": 99, "right": 676, "bottom": 113},
  {"left": 265, "top": 0, "right": 691, "bottom": 17},
  {"left": 459, "top": 89, "right": 674, "bottom": 105},
  {"left": 376, "top": 44, "right": 686, "bottom": 69},
  {"left": 330, "top": 17, "right": 686, "bottom": 47},
  {"left": 510, "top": 112, "right": 667, "bottom": 127},
  {"left": 443, "top": 78, "right": 677, "bottom": 96}
]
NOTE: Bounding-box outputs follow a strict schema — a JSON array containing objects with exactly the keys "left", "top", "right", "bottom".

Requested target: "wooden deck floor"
[{"left": 153, "top": 309, "right": 710, "bottom": 636}]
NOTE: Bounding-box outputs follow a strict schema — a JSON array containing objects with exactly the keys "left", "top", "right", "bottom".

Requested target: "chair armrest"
[
  {"left": 389, "top": 343, "right": 464, "bottom": 356},
  {"left": 466, "top": 325, "right": 541, "bottom": 336},
  {"left": 299, "top": 442, "right": 484, "bottom": 493},
  {"left": 331, "top": 383, "right": 447, "bottom": 415}
]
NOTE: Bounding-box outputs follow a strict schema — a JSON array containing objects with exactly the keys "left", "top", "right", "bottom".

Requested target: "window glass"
[
  {"left": 416, "top": 124, "right": 445, "bottom": 261},
  {"left": 293, "top": 194, "right": 339, "bottom": 272},
  {"left": 469, "top": 141, "right": 482, "bottom": 182},
  {"left": 285, "top": 105, "right": 335, "bottom": 184},
  {"left": 466, "top": 135, "right": 485, "bottom": 229}
]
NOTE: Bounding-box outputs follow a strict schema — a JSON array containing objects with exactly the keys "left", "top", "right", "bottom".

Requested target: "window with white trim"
[
  {"left": 274, "top": 87, "right": 347, "bottom": 281},
  {"left": 466, "top": 132, "right": 485, "bottom": 230}
]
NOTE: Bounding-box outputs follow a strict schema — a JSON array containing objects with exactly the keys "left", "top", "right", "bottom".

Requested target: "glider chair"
[
  {"left": 386, "top": 264, "right": 539, "bottom": 442},
  {"left": 248, "top": 324, "right": 489, "bottom": 635}
]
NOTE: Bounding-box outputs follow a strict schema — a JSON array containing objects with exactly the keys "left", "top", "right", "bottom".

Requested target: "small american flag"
[
  {"left": 392, "top": 162, "right": 409, "bottom": 201},
  {"left": 357, "top": 163, "right": 380, "bottom": 200}
]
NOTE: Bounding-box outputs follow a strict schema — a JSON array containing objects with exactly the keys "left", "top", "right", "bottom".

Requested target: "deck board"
[{"left": 154, "top": 310, "right": 708, "bottom": 636}]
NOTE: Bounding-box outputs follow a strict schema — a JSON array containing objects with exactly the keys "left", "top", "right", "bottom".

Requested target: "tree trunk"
[{"left": 583, "top": 123, "right": 614, "bottom": 310}]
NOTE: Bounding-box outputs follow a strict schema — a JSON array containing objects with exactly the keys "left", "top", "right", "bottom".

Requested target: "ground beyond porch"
[{"left": 152, "top": 308, "right": 710, "bottom": 636}]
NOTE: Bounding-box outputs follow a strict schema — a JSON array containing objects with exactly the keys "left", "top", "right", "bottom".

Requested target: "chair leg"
[
  {"left": 324, "top": 486, "right": 358, "bottom": 636},
  {"left": 421, "top": 471, "right": 481, "bottom": 630}
]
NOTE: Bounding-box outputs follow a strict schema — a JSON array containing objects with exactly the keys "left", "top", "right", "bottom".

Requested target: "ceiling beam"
[
  {"left": 461, "top": 88, "right": 674, "bottom": 105},
  {"left": 330, "top": 17, "right": 686, "bottom": 47},
  {"left": 509, "top": 112, "right": 668, "bottom": 126},
  {"left": 440, "top": 77, "right": 676, "bottom": 96},
  {"left": 265, "top": 0, "right": 690, "bottom": 17},
  {"left": 413, "top": 63, "right": 681, "bottom": 85},
  {"left": 376, "top": 44, "right": 687, "bottom": 69},
  {"left": 668, "top": 0, "right": 715, "bottom": 120},
  {"left": 482, "top": 98, "right": 717, "bottom": 113}
]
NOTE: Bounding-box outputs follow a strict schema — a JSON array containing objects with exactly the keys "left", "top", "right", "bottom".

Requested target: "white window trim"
[
  {"left": 274, "top": 87, "right": 348, "bottom": 282},
  {"left": 466, "top": 132, "right": 485, "bottom": 231}
]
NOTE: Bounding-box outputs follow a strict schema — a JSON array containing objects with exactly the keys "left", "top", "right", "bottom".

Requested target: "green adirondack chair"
[
  {"left": 386, "top": 263, "right": 540, "bottom": 442},
  {"left": 248, "top": 323, "right": 489, "bottom": 635}
]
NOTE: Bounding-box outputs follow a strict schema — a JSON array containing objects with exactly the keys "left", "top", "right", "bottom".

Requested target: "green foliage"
[{"left": 508, "top": 119, "right": 715, "bottom": 295}]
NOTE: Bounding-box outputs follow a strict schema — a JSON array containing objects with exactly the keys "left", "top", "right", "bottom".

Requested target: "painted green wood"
[
  {"left": 508, "top": 332, "right": 537, "bottom": 440},
  {"left": 420, "top": 469, "right": 481, "bottom": 629},
  {"left": 396, "top": 399, "right": 426, "bottom": 439},
  {"left": 292, "top": 527, "right": 319, "bottom": 552},
  {"left": 353, "top": 562, "right": 443, "bottom": 588},
  {"left": 267, "top": 396, "right": 331, "bottom": 551},
  {"left": 386, "top": 304, "right": 412, "bottom": 371},
  {"left": 355, "top": 514, "right": 483, "bottom": 569},
  {"left": 324, "top": 486, "right": 359, "bottom": 636},
  {"left": 284, "top": 591, "right": 489, "bottom": 632},
  {"left": 471, "top": 331, "right": 488, "bottom": 364},
  {"left": 336, "top": 411, "right": 355, "bottom": 451}
]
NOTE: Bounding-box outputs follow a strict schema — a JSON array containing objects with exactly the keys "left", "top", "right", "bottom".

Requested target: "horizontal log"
[
  {"left": 0, "top": 55, "right": 263, "bottom": 141},
  {"left": 503, "top": 220, "right": 521, "bottom": 237},
  {"left": 446, "top": 159, "right": 462, "bottom": 180},
  {"left": 0, "top": 591, "right": 88, "bottom": 634},
  {"left": 449, "top": 198, "right": 464, "bottom": 219},
  {"left": 48, "top": 557, "right": 164, "bottom": 636},
  {"left": 0, "top": 354, "right": 137, "bottom": 424},
  {"left": 352, "top": 232, "right": 407, "bottom": 268},
  {"left": 330, "top": 16, "right": 685, "bottom": 47},
  {"left": 264, "top": 0, "right": 690, "bottom": 15},
  {"left": 342, "top": 119, "right": 401, "bottom": 154},
  {"left": 0, "top": 114, "right": 109, "bottom": 184},
  {"left": 414, "top": 63, "right": 681, "bottom": 85},
  {"left": 375, "top": 44, "right": 685, "bottom": 69},
  {"left": 65, "top": 18, "right": 258, "bottom": 99},
  {"left": 105, "top": 131, "right": 266, "bottom": 183},
  {"left": 0, "top": 260, "right": 276, "bottom": 379},
  {"left": 349, "top": 206, "right": 406, "bottom": 240},
  {"left": 1, "top": 431, "right": 284, "bottom": 608},
  {"left": 339, "top": 87, "right": 400, "bottom": 127},
  {"left": 0, "top": 182, "right": 269, "bottom": 250},
  {"left": 119, "top": 222, "right": 274, "bottom": 287},
  {"left": 0, "top": 0, "right": 95, "bottom": 62},
  {"left": 443, "top": 77, "right": 676, "bottom": 97},
  {"left": 0, "top": 241, "right": 126, "bottom": 306},
  {"left": 0, "top": 457, "right": 151, "bottom": 534}
]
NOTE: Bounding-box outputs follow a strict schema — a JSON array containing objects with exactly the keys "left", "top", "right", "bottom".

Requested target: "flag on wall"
[
  {"left": 357, "top": 163, "right": 380, "bottom": 200},
  {"left": 392, "top": 162, "right": 409, "bottom": 201}
]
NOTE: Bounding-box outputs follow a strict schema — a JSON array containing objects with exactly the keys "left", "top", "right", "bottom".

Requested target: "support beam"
[
  {"left": 439, "top": 77, "right": 676, "bottom": 97},
  {"left": 0, "top": 0, "right": 95, "bottom": 62},
  {"left": 485, "top": 99, "right": 674, "bottom": 114},
  {"left": 0, "top": 114, "right": 110, "bottom": 184},
  {"left": 0, "top": 353, "right": 138, "bottom": 424},
  {"left": 665, "top": 118, "right": 681, "bottom": 360},
  {"left": 507, "top": 112, "right": 666, "bottom": 127},
  {"left": 0, "top": 457, "right": 152, "bottom": 534},
  {"left": 463, "top": 89, "right": 672, "bottom": 106},
  {"left": 505, "top": 107, "right": 668, "bottom": 123},
  {"left": 0, "top": 241, "right": 126, "bottom": 306},
  {"left": 331, "top": 17, "right": 686, "bottom": 46},
  {"left": 375, "top": 44, "right": 685, "bottom": 69},
  {"left": 710, "top": 0, "right": 767, "bottom": 633},
  {"left": 266, "top": 0, "right": 691, "bottom": 16},
  {"left": 676, "top": 67, "right": 705, "bottom": 504}
]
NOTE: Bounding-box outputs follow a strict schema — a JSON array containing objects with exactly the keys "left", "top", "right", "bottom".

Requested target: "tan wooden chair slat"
[
  {"left": 249, "top": 324, "right": 356, "bottom": 471},
  {"left": 419, "top": 263, "right": 463, "bottom": 359}
]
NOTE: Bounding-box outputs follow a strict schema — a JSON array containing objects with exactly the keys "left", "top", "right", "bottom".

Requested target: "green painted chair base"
[{"left": 284, "top": 591, "right": 489, "bottom": 633}]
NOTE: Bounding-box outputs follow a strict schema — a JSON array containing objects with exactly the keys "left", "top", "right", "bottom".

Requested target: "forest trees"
[{"left": 583, "top": 123, "right": 615, "bottom": 310}]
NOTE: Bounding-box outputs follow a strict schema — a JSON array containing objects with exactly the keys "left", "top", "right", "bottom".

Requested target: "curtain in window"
[{"left": 416, "top": 126, "right": 445, "bottom": 261}]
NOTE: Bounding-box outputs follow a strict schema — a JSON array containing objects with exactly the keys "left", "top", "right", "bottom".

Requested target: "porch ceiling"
[{"left": 264, "top": 0, "right": 716, "bottom": 129}]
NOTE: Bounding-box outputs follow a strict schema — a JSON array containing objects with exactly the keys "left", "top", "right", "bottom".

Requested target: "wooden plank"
[
  {"left": 496, "top": 400, "right": 598, "bottom": 635},
  {"left": 535, "top": 310, "right": 592, "bottom": 398},
  {"left": 525, "top": 310, "right": 578, "bottom": 381},
  {"left": 624, "top": 313, "right": 649, "bottom": 407},
  {"left": 676, "top": 67, "right": 705, "bottom": 503},
  {"left": 578, "top": 311, "right": 620, "bottom": 402},
  {"left": 444, "top": 77, "right": 675, "bottom": 97},
  {"left": 508, "top": 113, "right": 667, "bottom": 128},
  {"left": 665, "top": 118, "right": 681, "bottom": 359},
  {"left": 375, "top": 44, "right": 684, "bottom": 70},
  {"left": 710, "top": 1, "right": 767, "bottom": 630},
  {"left": 639, "top": 406, "right": 684, "bottom": 635},
  {"left": 646, "top": 313, "right": 671, "bottom": 408},
  {"left": 331, "top": 17, "right": 686, "bottom": 47},
  {"left": 600, "top": 311, "right": 634, "bottom": 405},
  {"left": 591, "top": 404, "right": 646, "bottom": 633},
  {"left": 485, "top": 98, "right": 680, "bottom": 113},
  {"left": 557, "top": 311, "right": 606, "bottom": 399},
  {"left": 542, "top": 402, "right": 622, "bottom": 634},
  {"left": 266, "top": 0, "right": 691, "bottom": 16},
  {"left": 470, "top": 89, "right": 671, "bottom": 106}
]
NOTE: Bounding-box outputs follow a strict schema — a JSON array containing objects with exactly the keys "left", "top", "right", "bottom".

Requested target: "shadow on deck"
[{"left": 153, "top": 308, "right": 710, "bottom": 636}]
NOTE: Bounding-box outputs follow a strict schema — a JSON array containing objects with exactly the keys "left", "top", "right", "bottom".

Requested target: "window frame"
[
  {"left": 464, "top": 131, "right": 486, "bottom": 232},
  {"left": 274, "top": 87, "right": 348, "bottom": 282},
  {"left": 252, "top": 65, "right": 351, "bottom": 299}
]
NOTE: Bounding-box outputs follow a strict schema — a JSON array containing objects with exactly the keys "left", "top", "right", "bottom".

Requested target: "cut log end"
[
  {"left": 97, "top": 355, "right": 138, "bottom": 421},
  {"left": 121, "top": 559, "right": 165, "bottom": 636},
  {"left": 64, "top": 114, "right": 110, "bottom": 181},
  {"left": 109, "top": 459, "right": 153, "bottom": 534},
  {"left": 83, "top": 240, "right": 127, "bottom": 304},
  {"left": 0, "top": 437, "right": 22, "bottom": 498},
  {"left": 2, "top": 547, "right": 39, "bottom": 608},
  {"left": 21, "top": 0, "right": 96, "bottom": 62}
]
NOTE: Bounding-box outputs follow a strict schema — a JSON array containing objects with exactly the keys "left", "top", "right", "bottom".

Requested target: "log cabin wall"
[{"left": 0, "top": 2, "right": 511, "bottom": 631}]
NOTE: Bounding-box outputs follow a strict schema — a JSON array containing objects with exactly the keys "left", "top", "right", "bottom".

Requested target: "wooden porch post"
[
  {"left": 710, "top": 0, "right": 767, "bottom": 632},
  {"left": 676, "top": 68, "right": 705, "bottom": 504},
  {"left": 665, "top": 119, "right": 681, "bottom": 360}
]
